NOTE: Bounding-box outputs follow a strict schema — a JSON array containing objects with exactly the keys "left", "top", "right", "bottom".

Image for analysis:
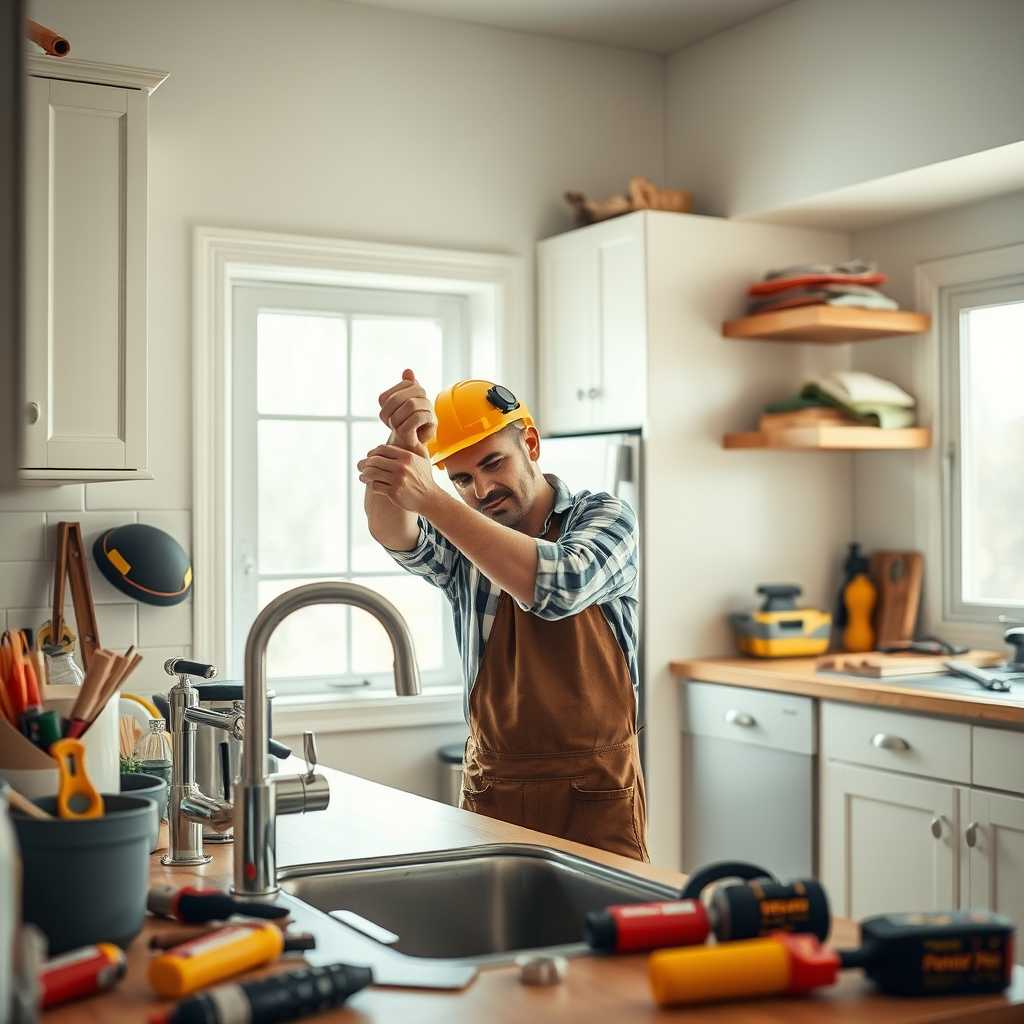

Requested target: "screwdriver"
[{"left": 147, "top": 885, "right": 290, "bottom": 924}]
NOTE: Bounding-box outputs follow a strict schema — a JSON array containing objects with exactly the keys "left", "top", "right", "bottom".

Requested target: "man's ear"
[{"left": 522, "top": 425, "right": 541, "bottom": 463}]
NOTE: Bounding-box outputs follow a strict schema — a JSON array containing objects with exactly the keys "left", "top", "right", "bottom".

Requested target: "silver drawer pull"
[
  {"left": 872, "top": 732, "right": 910, "bottom": 752},
  {"left": 930, "top": 816, "right": 943, "bottom": 839},
  {"left": 725, "top": 709, "right": 756, "bottom": 728},
  {"left": 965, "top": 821, "right": 979, "bottom": 848}
]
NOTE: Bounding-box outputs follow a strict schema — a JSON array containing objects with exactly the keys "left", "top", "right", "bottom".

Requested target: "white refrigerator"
[{"left": 540, "top": 431, "right": 646, "bottom": 743}]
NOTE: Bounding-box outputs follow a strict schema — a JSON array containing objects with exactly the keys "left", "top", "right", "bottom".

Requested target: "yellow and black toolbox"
[{"left": 730, "top": 584, "right": 831, "bottom": 658}]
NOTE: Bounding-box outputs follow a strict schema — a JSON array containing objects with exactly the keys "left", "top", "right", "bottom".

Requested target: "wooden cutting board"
[
  {"left": 870, "top": 550, "right": 924, "bottom": 648},
  {"left": 818, "top": 649, "right": 1003, "bottom": 678}
]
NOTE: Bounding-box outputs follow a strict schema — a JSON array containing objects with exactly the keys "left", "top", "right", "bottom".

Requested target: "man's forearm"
[
  {"left": 420, "top": 490, "right": 537, "bottom": 605},
  {"left": 364, "top": 432, "right": 420, "bottom": 551}
]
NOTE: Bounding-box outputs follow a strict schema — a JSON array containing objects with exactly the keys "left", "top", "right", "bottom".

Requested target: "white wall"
[
  {"left": 666, "top": 0, "right": 1024, "bottom": 219},
  {"left": 16, "top": 0, "right": 665, "bottom": 796},
  {"left": 643, "top": 212, "right": 852, "bottom": 868},
  {"left": 849, "top": 188, "right": 1024, "bottom": 645}
]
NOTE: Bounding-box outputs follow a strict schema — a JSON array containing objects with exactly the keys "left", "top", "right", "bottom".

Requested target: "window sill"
[{"left": 272, "top": 685, "right": 464, "bottom": 735}]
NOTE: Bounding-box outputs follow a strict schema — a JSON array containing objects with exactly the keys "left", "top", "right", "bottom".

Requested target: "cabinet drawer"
[
  {"left": 973, "top": 725, "right": 1024, "bottom": 795},
  {"left": 822, "top": 702, "right": 970, "bottom": 783},
  {"left": 680, "top": 682, "right": 814, "bottom": 755}
]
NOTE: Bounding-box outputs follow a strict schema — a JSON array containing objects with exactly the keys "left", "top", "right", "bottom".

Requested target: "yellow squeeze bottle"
[{"left": 148, "top": 922, "right": 284, "bottom": 998}]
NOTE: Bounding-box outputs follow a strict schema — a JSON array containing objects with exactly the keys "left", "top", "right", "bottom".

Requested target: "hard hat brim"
[{"left": 428, "top": 409, "right": 535, "bottom": 468}]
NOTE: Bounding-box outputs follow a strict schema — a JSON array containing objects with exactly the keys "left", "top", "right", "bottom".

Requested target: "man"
[{"left": 358, "top": 370, "right": 647, "bottom": 862}]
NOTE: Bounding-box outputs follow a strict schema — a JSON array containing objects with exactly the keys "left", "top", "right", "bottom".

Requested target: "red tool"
[
  {"left": 39, "top": 943, "right": 126, "bottom": 1009},
  {"left": 147, "top": 884, "right": 289, "bottom": 924}
]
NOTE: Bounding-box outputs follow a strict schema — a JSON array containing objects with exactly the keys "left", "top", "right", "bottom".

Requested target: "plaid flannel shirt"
[{"left": 387, "top": 475, "right": 639, "bottom": 721}]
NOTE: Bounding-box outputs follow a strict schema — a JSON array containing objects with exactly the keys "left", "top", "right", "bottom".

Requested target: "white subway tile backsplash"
[
  {"left": 45, "top": 511, "right": 139, "bottom": 605},
  {"left": 128, "top": 646, "right": 190, "bottom": 697},
  {"left": 0, "top": 513, "right": 46, "bottom": 561},
  {"left": 138, "top": 599, "right": 193, "bottom": 648},
  {"left": 0, "top": 563, "right": 50, "bottom": 608},
  {"left": 9, "top": 603, "right": 139, "bottom": 651},
  {"left": 0, "top": 485, "right": 84, "bottom": 513}
]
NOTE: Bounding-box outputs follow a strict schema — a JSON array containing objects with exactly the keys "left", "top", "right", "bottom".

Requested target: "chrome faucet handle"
[
  {"left": 302, "top": 730, "right": 319, "bottom": 777},
  {"left": 164, "top": 657, "right": 217, "bottom": 680}
]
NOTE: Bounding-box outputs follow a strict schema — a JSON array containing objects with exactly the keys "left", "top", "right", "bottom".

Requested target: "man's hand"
[
  {"left": 378, "top": 369, "right": 436, "bottom": 452},
  {"left": 358, "top": 444, "right": 442, "bottom": 515}
]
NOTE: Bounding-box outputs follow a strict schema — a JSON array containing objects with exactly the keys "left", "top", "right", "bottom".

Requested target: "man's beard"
[{"left": 479, "top": 487, "right": 526, "bottom": 527}]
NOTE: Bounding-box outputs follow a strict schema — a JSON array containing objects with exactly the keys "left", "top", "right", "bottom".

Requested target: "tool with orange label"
[
  {"left": 147, "top": 921, "right": 285, "bottom": 998},
  {"left": 648, "top": 910, "right": 1014, "bottom": 1007},
  {"left": 50, "top": 737, "right": 104, "bottom": 819},
  {"left": 586, "top": 860, "right": 830, "bottom": 954}
]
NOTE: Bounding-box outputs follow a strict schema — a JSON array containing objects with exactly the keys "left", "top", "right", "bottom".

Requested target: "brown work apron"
[{"left": 460, "top": 514, "right": 649, "bottom": 862}]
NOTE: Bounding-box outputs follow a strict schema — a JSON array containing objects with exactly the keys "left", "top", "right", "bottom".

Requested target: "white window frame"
[
  {"left": 913, "top": 242, "right": 1024, "bottom": 647},
  {"left": 231, "top": 282, "right": 467, "bottom": 696},
  {"left": 192, "top": 226, "right": 528, "bottom": 731}
]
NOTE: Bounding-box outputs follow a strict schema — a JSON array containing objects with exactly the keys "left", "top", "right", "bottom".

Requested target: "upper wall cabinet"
[
  {"left": 22, "top": 57, "right": 167, "bottom": 481},
  {"left": 538, "top": 213, "right": 646, "bottom": 435}
]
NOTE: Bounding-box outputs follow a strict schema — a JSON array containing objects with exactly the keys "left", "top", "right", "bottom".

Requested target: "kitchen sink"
[{"left": 278, "top": 843, "right": 678, "bottom": 966}]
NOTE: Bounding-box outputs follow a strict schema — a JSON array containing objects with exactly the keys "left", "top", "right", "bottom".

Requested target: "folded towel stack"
[
  {"left": 747, "top": 259, "right": 898, "bottom": 314},
  {"left": 764, "top": 371, "right": 917, "bottom": 430}
]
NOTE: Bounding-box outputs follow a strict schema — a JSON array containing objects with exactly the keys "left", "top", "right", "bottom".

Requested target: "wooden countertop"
[
  {"left": 671, "top": 655, "right": 1024, "bottom": 726},
  {"left": 47, "top": 766, "right": 1024, "bottom": 1023}
]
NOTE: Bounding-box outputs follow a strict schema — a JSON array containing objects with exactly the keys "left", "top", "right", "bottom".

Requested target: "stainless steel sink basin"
[{"left": 279, "top": 843, "right": 678, "bottom": 966}]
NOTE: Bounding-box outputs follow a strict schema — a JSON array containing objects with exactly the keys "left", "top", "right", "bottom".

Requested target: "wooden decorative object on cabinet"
[
  {"left": 723, "top": 306, "right": 930, "bottom": 343},
  {"left": 722, "top": 426, "right": 931, "bottom": 451}
]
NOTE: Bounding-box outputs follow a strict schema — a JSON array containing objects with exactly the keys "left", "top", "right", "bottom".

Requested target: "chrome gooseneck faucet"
[{"left": 233, "top": 581, "right": 422, "bottom": 899}]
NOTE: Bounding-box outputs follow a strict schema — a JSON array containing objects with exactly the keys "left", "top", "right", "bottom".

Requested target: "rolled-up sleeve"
[
  {"left": 386, "top": 517, "right": 462, "bottom": 594},
  {"left": 526, "top": 495, "right": 638, "bottom": 620}
]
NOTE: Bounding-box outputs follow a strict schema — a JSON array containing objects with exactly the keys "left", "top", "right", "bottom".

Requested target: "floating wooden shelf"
[
  {"left": 723, "top": 426, "right": 932, "bottom": 451},
  {"left": 723, "top": 306, "right": 930, "bottom": 343}
]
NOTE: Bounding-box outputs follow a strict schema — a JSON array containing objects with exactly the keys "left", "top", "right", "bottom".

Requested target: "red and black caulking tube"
[
  {"left": 585, "top": 899, "right": 711, "bottom": 953},
  {"left": 147, "top": 962, "right": 373, "bottom": 1024}
]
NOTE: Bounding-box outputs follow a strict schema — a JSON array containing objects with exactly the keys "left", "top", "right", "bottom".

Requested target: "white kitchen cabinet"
[
  {"left": 538, "top": 213, "right": 646, "bottom": 434},
  {"left": 964, "top": 788, "right": 1024, "bottom": 954},
  {"left": 22, "top": 57, "right": 166, "bottom": 481},
  {"left": 821, "top": 760, "right": 959, "bottom": 919}
]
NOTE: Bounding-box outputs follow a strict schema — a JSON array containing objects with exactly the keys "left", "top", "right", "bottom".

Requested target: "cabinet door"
[
  {"left": 592, "top": 215, "right": 646, "bottom": 431},
  {"left": 538, "top": 231, "right": 597, "bottom": 434},
  {"left": 538, "top": 213, "right": 646, "bottom": 435},
  {"left": 966, "top": 789, "right": 1024, "bottom": 953},
  {"left": 822, "top": 761, "right": 959, "bottom": 919},
  {"left": 24, "top": 76, "right": 148, "bottom": 472}
]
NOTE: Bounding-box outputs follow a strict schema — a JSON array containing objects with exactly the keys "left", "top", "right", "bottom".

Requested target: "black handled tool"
[{"left": 147, "top": 885, "right": 289, "bottom": 924}]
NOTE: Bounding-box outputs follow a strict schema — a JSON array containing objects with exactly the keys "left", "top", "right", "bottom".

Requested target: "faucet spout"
[{"left": 234, "top": 581, "right": 422, "bottom": 898}]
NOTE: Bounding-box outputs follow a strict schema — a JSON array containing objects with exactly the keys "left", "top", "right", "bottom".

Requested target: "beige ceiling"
[{"left": 343, "top": 0, "right": 792, "bottom": 54}]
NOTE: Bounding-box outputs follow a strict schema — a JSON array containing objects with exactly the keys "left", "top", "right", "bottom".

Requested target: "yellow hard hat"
[{"left": 427, "top": 381, "right": 534, "bottom": 468}]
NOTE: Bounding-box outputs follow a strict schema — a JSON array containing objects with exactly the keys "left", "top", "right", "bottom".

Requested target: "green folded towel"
[{"left": 799, "top": 383, "right": 916, "bottom": 429}]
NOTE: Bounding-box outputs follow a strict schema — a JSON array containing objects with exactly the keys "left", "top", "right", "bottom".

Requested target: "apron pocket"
[
  {"left": 569, "top": 782, "right": 643, "bottom": 860},
  {"left": 461, "top": 778, "right": 525, "bottom": 827}
]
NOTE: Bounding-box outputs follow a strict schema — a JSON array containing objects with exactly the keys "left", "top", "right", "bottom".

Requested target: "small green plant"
[{"left": 120, "top": 752, "right": 142, "bottom": 775}]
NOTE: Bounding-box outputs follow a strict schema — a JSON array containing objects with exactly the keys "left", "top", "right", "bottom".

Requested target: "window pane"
[
  {"left": 959, "top": 300, "right": 1024, "bottom": 605},
  {"left": 350, "top": 420, "right": 400, "bottom": 572},
  {"left": 350, "top": 318, "right": 444, "bottom": 417},
  {"left": 258, "top": 420, "right": 347, "bottom": 573},
  {"left": 351, "top": 575, "right": 447, "bottom": 674},
  {"left": 258, "top": 312, "right": 347, "bottom": 416},
  {"left": 258, "top": 578, "right": 348, "bottom": 680}
]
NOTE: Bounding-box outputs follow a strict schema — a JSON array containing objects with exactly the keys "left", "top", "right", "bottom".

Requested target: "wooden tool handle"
[{"left": 5, "top": 786, "right": 54, "bottom": 820}]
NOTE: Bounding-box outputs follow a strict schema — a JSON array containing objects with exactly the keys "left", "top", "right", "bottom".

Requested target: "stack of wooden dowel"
[{"left": 64, "top": 646, "right": 143, "bottom": 739}]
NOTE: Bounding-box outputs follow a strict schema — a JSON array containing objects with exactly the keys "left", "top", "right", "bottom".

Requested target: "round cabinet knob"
[
  {"left": 930, "top": 816, "right": 943, "bottom": 839},
  {"left": 587, "top": 387, "right": 602, "bottom": 399},
  {"left": 576, "top": 388, "right": 585, "bottom": 401},
  {"left": 25, "top": 401, "right": 40, "bottom": 425},
  {"left": 965, "top": 821, "right": 979, "bottom": 848}
]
